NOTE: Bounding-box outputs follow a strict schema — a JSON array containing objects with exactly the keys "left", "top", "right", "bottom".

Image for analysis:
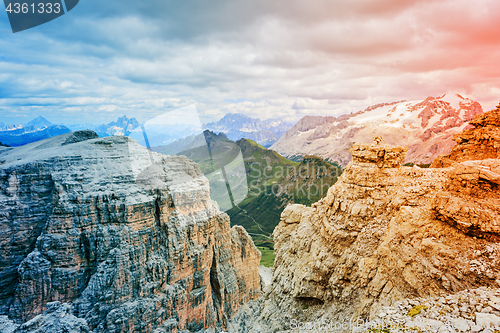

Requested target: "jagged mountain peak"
[
  {"left": 107, "top": 115, "right": 139, "bottom": 128},
  {"left": 203, "top": 113, "right": 294, "bottom": 147},
  {"left": 204, "top": 113, "right": 264, "bottom": 131},
  {"left": 210, "top": 112, "right": 258, "bottom": 122},
  {"left": 203, "top": 129, "right": 230, "bottom": 141},
  {"left": 219, "top": 113, "right": 256, "bottom": 122},
  {"left": 94, "top": 115, "right": 140, "bottom": 137}
]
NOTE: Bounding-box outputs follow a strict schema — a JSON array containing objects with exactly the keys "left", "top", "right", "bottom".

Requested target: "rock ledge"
[{"left": 350, "top": 136, "right": 408, "bottom": 168}]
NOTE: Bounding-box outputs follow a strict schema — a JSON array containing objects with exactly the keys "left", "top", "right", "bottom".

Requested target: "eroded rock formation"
[
  {"left": 430, "top": 106, "right": 500, "bottom": 241},
  {"left": 432, "top": 103, "right": 500, "bottom": 167},
  {"left": 350, "top": 136, "right": 408, "bottom": 168},
  {"left": 0, "top": 131, "right": 261, "bottom": 332},
  {"left": 241, "top": 107, "right": 500, "bottom": 331}
]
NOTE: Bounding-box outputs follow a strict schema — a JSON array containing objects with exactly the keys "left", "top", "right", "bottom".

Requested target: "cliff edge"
[
  {"left": 241, "top": 106, "right": 500, "bottom": 331},
  {"left": 0, "top": 131, "right": 261, "bottom": 332}
]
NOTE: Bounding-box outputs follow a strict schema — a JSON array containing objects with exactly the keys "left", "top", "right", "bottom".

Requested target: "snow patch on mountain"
[{"left": 270, "top": 94, "right": 484, "bottom": 166}]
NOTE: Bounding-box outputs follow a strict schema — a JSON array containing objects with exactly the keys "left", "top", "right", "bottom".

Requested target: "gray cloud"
[{"left": 1, "top": 0, "right": 500, "bottom": 126}]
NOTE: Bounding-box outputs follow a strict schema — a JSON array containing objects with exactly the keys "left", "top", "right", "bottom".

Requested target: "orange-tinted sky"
[{"left": 1, "top": 0, "right": 500, "bottom": 124}]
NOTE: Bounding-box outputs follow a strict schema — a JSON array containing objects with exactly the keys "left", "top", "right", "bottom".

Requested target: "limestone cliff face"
[
  {"left": 0, "top": 131, "right": 261, "bottom": 332},
  {"left": 254, "top": 109, "right": 500, "bottom": 330}
]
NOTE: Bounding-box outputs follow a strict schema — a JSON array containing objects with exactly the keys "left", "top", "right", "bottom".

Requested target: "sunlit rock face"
[
  {"left": 0, "top": 131, "right": 261, "bottom": 332},
  {"left": 241, "top": 111, "right": 500, "bottom": 331},
  {"left": 431, "top": 105, "right": 500, "bottom": 241},
  {"left": 432, "top": 103, "right": 500, "bottom": 167}
]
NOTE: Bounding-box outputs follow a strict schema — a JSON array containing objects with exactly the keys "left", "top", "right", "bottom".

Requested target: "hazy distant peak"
[
  {"left": 205, "top": 113, "right": 263, "bottom": 128},
  {"left": 25, "top": 116, "right": 52, "bottom": 128},
  {"left": 203, "top": 113, "right": 294, "bottom": 147},
  {"left": 107, "top": 115, "right": 140, "bottom": 129},
  {"left": 221, "top": 113, "right": 255, "bottom": 121}
]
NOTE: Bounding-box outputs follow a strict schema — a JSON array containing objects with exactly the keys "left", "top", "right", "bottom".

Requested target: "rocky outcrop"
[
  {"left": 429, "top": 106, "right": 500, "bottom": 243},
  {"left": 240, "top": 119, "right": 500, "bottom": 331},
  {"left": 432, "top": 103, "right": 500, "bottom": 167},
  {"left": 0, "top": 131, "right": 261, "bottom": 332},
  {"left": 1, "top": 302, "right": 89, "bottom": 333},
  {"left": 350, "top": 136, "right": 408, "bottom": 168},
  {"left": 432, "top": 159, "right": 500, "bottom": 241}
]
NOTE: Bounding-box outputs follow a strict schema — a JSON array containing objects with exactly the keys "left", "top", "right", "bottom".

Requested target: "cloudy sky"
[{"left": 1, "top": 0, "right": 500, "bottom": 125}]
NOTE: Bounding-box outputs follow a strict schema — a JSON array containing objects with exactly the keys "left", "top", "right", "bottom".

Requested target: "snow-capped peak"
[{"left": 270, "top": 94, "right": 484, "bottom": 167}]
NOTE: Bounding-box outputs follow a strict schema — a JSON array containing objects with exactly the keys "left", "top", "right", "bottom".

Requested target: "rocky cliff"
[
  {"left": 237, "top": 106, "right": 500, "bottom": 332},
  {"left": 0, "top": 131, "right": 261, "bottom": 332}
]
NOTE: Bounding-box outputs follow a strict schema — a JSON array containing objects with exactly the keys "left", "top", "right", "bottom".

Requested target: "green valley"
[
  {"left": 227, "top": 138, "right": 342, "bottom": 254},
  {"left": 153, "top": 130, "right": 343, "bottom": 266}
]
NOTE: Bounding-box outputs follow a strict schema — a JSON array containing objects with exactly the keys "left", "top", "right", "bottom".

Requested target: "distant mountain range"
[
  {"left": 271, "top": 94, "right": 484, "bottom": 166},
  {"left": 203, "top": 113, "right": 294, "bottom": 147},
  {"left": 0, "top": 112, "right": 290, "bottom": 148},
  {"left": 68, "top": 116, "right": 140, "bottom": 137},
  {"left": 2, "top": 95, "right": 479, "bottom": 156},
  {"left": 0, "top": 115, "right": 145, "bottom": 147},
  {"left": 0, "top": 116, "right": 71, "bottom": 147},
  {"left": 0, "top": 114, "right": 203, "bottom": 147}
]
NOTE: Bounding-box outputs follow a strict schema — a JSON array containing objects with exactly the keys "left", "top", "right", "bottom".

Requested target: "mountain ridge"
[
  {"left": 0, "top": 125, "right": 71, "bottom": 147},
  {"left": 271, "top": 94, "right": 484, "bottom": 166},
  {"left": 227, "top": 138, "right": 341, "bottom": 250},
  {"left": 203, "top": 113, "right": 294, "bottom": 147}
]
